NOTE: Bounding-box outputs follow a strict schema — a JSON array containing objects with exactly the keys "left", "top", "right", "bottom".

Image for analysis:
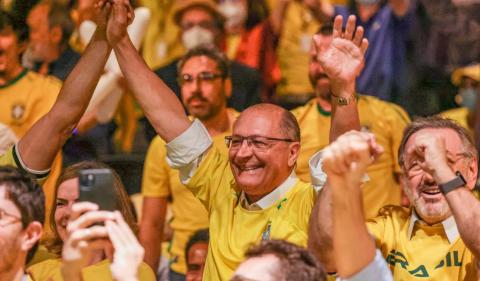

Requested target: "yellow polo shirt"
[
  {"left": 142, "top": 128, "right": 233, "bottom": 274},
  {"left": 292, "top": 96, "right": 410, "bottom": 219},
  {"left": 186, "top": 147, "right": 315, "bottom": 281},
  {"left": 0, "top": 146, "right": 50, "bottom": 182},
  {"left": 367, "top": 206, "right": 477, "bottom": 280},
  {"left": 439, "top": 107, "right": 473, "bottom": 138},
  {"left": 27, "top": 258, "right": 155, "bottom": 281}
]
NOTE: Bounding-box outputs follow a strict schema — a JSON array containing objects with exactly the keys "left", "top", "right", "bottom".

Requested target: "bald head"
[{"left": 235, "top": 104, "right": 300, "bottom": 142}]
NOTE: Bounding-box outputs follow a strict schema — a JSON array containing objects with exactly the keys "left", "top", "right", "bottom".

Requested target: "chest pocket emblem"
[{"left": 11, "top": 103, "right": 25, "bottom": 121}]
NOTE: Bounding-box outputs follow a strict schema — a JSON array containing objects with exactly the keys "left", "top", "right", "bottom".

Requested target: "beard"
[
  {"left": 185, "top": 90, "right": 225, "bottom": 121},
  {"left": 403, "top": 184, "right": 451, "bottom": 224},
  {"left": 309, "top": 72, "right": 331, "bottom": 100}
]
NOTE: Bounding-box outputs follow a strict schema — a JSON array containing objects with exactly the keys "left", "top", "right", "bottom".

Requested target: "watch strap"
[
  {"left": 331, "top": 93, "right": 356, "bottom": 106},
  {"left": 439, "top": 171, "right": 467, "bottom": 194}
]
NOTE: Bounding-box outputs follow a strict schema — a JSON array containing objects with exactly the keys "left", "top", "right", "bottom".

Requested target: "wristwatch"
[
  {"left": 439, "top": 171, "right": 467, "bottom": 194},
  {"left": 331, "top": 93, "right": 356, "bottom": 106}
]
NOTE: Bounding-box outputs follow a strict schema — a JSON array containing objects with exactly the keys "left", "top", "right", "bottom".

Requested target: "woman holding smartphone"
[{"left": 27, "top": 161, "right": 155, "bottom": 281}]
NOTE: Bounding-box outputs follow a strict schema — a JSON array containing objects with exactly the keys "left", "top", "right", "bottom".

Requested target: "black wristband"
[{"left": 439, "top": 171, "right": 466, "bottom": 194}]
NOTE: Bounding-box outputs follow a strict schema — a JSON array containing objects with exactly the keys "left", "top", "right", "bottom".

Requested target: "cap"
[{"left": 172, "top": 0, "right": 225, "bottom": 28}]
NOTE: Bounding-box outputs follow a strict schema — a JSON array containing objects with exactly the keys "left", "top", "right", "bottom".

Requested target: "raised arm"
[
  {"left": 17, "top": 1, "right": 114, "bottom": 171},
  {"left": 308, "top": 15, "right": 369, "bottom": 273},
  {"left": 313, "top": 15, "right": 367, "bottom": 142},
  {"left": 108, "top": 0, "right": 190, "bottom": 142}
]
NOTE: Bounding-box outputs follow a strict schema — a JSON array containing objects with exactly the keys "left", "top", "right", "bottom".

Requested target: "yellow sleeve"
[
  {"left": 385, "top": 103, "right": 411, "bottom": 173},
  {"left": 0, "top": 146, "right": 50, "bottom": 182},
  {"left": 27, "top": 259, "right": 61, "bottom": 281},
  {"left": 366, "top": 211, "right": 388, "bottom": 249},
  {"left": 186, "top": 147, "right": 233, "bottom": 212},
  {"left": 142, "top": 136, "right": 171, "bottom": 198},
  {"left": 138, "top": 262, "right": 157, "bottom": 280}
]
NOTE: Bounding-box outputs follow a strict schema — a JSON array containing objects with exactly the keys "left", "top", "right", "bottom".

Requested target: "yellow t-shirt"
[
  {"left": 0, "top": 146, "right": 50, "bottom": 182},
  {"left": 292, "top": 96, "right": 411, "bottom": 219},
  {"left": 0, "top": 69, "right": 63, "bottom": 234},
  {"left": 187, "top": 148, "right": 315, "bottom": 281},
  {"left": 27, "top": 258, "right": 156, "bottom": 281},
  {"left": 367, "top": 206, "right": 477, "bottom": 280},
  {"left": 142, "top": 126, "right": 233, "bottom": 274},
  {"left": 276, "top": 2, "right": 320, "bottom": 95},
  {"left": 138, "top": 0, "right": 185, "bottom": 69},
  {"left": 439, "top": 107, "right": 473, "bottom": 138}
]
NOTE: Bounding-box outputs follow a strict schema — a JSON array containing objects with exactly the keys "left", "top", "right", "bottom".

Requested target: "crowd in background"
[{"left": 0, "top": 0, "right": 479, "bottom": 280}]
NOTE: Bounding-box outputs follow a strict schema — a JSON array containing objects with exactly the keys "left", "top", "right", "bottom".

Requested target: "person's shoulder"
[
  {"left": 375, "top": 205, "right": 411, "bottom": 222},
  {"left": 439, "top": 107, "right": 469, "bottom": 119},
  {"left": 359, "top": 95, "right": 410, "bottom": 122},
  {"left": 138, "top": 261, "right": 157, "bottom": 280},
  {"left": 26, "top": 71, "right": 62, "bottom": 91},
  {"left": 154, "top": 59, "right": 179, "bottom": 75},
  {"left": 27, "top": 258, "right": 61, "bottom": 277},
  {"left": 290, "top": 99, "right": 316, "bottom": 119}
]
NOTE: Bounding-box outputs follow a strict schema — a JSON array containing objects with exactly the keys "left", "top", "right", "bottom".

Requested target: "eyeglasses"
[
  {"left": 225, "top": 135, "right": 295, "bottom": 152},
  {"left": 406, "top": 152, "right": 472, "bottom": 178},
  {"left": 0, "top": 208, "right": 21, "bottom": 227},
  {"left": 178, "top": 72, "right": 224, "bottom": 86}
]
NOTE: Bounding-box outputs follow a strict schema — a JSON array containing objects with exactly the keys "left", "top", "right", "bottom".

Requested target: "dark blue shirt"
[{"left": 335, "top": 5, "right": 413, "bottom": 102}]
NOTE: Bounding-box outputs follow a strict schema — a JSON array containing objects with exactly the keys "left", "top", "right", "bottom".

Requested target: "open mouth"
[
  {"left": 421, "top": 188, "right": 441, "bottom": 196},
  {"left": 237, "top": 164, "right": 264, "bottom": 173}
]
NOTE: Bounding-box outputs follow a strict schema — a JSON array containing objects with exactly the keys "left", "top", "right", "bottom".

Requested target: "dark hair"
[
  {"left": 398, "top": 116, "right": 477, "bottom": 168},
  {"left": 0, "top": 10, "right": 29, "bottom": 43},
  {"left": 185, "top": 229, "right": 209, "bottom": 265},
  {"left": 241, "top": 240, "right": 326, "bottom": 281},
  {"left": 0, "top": 166, "right": 45, "bottom": 264},
  {"left": 177, "top": 45, "right": 231, "bottom": 78},
  {"left": 244, "top": 0, "right": 269, "bottom": 30},
  {"left": 281, "top": 110, "right": 301, "bottom": 142},
  {"left": 316, "top": 22, "right": 334, "bottom": 36},
  {"left": 46, "top": 161, "right": 138, "bottom": 255},
  {"left": 45, "top": 1, "right": 75, "bottom": 48}
]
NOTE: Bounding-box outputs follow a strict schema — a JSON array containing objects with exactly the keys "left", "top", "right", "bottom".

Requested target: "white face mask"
[
  {"left": 181, "top": 26, "right": 215, "bottom": 50},
  {"left": 219, "top": 1, "right": 247, "bottom": 30}
]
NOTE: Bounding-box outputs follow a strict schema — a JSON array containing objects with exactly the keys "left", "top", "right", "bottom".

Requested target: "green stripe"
[{"left": 0, "top": 68, "right": 28, "bottom": 89}]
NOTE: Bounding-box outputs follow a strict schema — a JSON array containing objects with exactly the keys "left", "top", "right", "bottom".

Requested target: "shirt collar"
[
  {"left": 407, "top": 210, "right": 459, "bottom": 244},
  {"left": 240, "top": 171, "right": 297, "bottom": 210}
]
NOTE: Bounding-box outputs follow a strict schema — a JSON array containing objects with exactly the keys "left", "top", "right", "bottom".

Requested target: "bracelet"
[{"left": 330, "top": 93, "right": 356, "bottom": 106}]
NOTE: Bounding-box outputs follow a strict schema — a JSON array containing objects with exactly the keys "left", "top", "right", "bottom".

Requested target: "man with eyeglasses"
[
  {"left": 143, "top": 0, "right": 261, "bottom": 142},
  {"left": 309, "top": 116, "right": 480, "bottom": 280},
  {"left": 0, "top": 166, "right": 44, "bottom": 281},
  {"left": 110, "top": 1, "right": 366, "bottom": 277},
  {"left": 139, "top": 46, "right": 239, "bottom": 281}
]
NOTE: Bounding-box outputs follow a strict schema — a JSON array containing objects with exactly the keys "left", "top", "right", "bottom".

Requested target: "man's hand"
[
  {"left": 107, "top": 211, "right": 144, "bottom": 281},
  {"left": 93, "top": 0, "right": 112, "bottom": 30},
  {"left": 323, "top": 131, "right": 383, "bottom": 187},
  {"left": 105, "top": 0, "right": 135, "bottom": 46},
  {"left": 313, "top": 15, "right": 368, "bottom": 95},
  {"left": 61, "top": 202, "right": 115, "bottom": 281},
  {"left": 406, "top": 132, "right": 456, "bottom": 184}
]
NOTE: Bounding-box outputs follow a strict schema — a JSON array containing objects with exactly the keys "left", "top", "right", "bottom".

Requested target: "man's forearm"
[
  {"left": 330, "top": 84, "right": 360, "bottom": 142},
  {"left": 17, "top": 27, "right": 111, "bottom": 170},
  {"left": 331, "top": 180, "right": 375, "bottom": 278},
  {"left": 113, "top": 36, "right": 190, "bottom": 142},
  {"left": 308, "top": 186, "right": 336, "bottom": 272},
  {"left": 446, "top": 188, "right": 480, "bottom": 257}
]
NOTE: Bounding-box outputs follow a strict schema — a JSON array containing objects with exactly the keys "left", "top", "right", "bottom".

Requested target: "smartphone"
[{"left": 78, "top": 169, "right": 117, "bottom": 211}]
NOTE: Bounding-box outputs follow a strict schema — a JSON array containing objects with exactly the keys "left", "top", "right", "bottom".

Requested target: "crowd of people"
[{"left": 0, "top": 0, "right": 479, "bottom": 280}]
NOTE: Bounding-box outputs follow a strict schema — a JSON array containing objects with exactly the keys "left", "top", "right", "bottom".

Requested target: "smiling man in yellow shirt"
[
  {"left": 140, "top": 46, "right": 238, "bottom": 280},
  {"left": 113, "top": 9, "right": 368, "bottom": 280}
]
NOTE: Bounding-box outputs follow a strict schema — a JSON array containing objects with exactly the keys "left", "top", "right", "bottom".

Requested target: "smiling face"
[
  {"left": 27, "top": 4, "right": 57, "bottom": 62},
  {"left": 0, "top": 27, "right": 23, "bottom": 78},
  {"left": 402, "top": 128, "right": 476, "bottom": 224},
  {"left": 229, "top": 106, "right": 300, "bottom": 201},
  {"left": 0, "top": 187, "right": 23, "bottom": 273},
  {"left": 180, "top": 55, "right": 230, "bottom": 120},
  {"left": 186, "top": 242, "right": 209, "bottom": 281},
  {"left": 54, "top": 178, "right": 79, "bottom": 242}
]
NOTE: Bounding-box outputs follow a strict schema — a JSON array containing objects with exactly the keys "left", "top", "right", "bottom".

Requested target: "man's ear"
[
  {"left": 21, "top": 221, "right": 43, "bottom": 252},
  {"left": 288, "top": 142, "right": 301, "bottom": 168},
  {"left": 50, "top": 26, "right": 63, "bottom": 45},
  {"left": 224, "top": 78, "right": 232, "bottom": 99},
  {"left": 465, "top": 157, "right": 478, "bottom": 190}
]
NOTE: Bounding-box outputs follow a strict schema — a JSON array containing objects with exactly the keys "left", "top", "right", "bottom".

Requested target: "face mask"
[
  {"left": 458, "top": 88, "right": 478, "bottom": 111},
  {"left": 182, "top": 26, "right": 215, "bottom": 50},
  {"left": 219, "top": 1, "right": 247, "bottom": 30},
  {"left": 356, "top": 0, "right": 380, "bottom": 5}
]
